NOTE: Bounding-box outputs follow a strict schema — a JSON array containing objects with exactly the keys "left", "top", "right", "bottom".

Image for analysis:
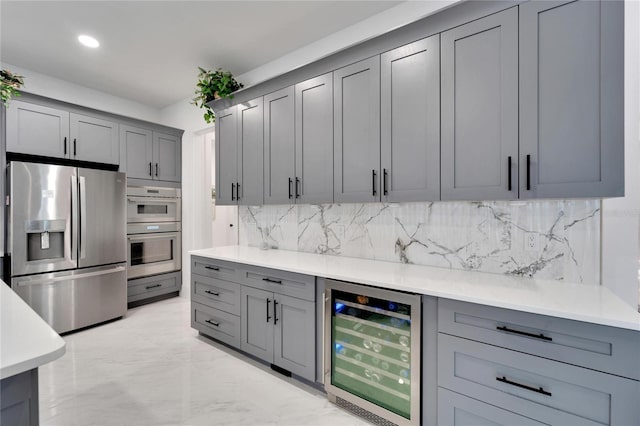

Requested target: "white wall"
[
  {"left": 601, "top": 0, "right": 640, "bottom": 307},
  {"left": 0, "top": 62, "right": 161, "bottom": 123}
]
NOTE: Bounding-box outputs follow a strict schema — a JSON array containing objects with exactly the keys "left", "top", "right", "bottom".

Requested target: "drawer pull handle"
[
  {"left": 205, "top": 319, "right": 220, "bottom": 327},
  {"left": 145, "top": 284, "right": 162, "bottom": 289},
  {"left": 266, "top": 298, "right": 271, "bottom": 323},
  {"left": 273, "top": 299, "right": 279, "bottom": 325},
  {"left": 496, "top": 326, "right": 552, "bottom": 342},
  {"left": 496, "top": 376, "right": 552, "bottom": 397},
  {"left": 204, "top": 290, "right": 220, "bottom": 296},
  {"left": 262, "top": 277, "right": 282, "bottom": 284},
  {"left": 204, "top": 266, "right": 220, "bottom": 271}
]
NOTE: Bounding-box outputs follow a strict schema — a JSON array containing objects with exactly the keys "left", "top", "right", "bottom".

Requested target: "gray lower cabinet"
[
  {"left": 295, "top": 72, "right": 334, "bottom": 204},
  {"left": 263, "top": 86, "right": 295, "bottom": 205},
  {"left": 333, "top": 56, "right": 380, "bottom": 203},
  {"left": 237, "top": 98, "right": 264, "bottom": 205},
  {"left": 1, "top": 368, "right": 38, "bottom": 426},
  {"left": 6, "top": 100, "right": 69, "bottom": 159},
  {"left": 519, "top": 0, "right": 623, "bottom": 198},
  {"left": 240, "top": 285, "right": 316, "bottom": 382},
  {"left": 215, "top": 105, "right": 238, "bottom": 205},
  {"left": 121, "top": 125, "right": 181, "bottom": 182},
  {"left": 441, "top": 7, "right": 518, "bottom": 201},
  {"left": 127, "top": 271, "right": 181, "bottom": 305},
  {"left": 70, "top": 113, "right": 119, "bottom": 164},
  {"left": 381, "top": 35, "right": 440, "bottom": 203}
]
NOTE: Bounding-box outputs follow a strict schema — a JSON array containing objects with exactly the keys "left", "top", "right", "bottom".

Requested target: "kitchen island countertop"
[
  {"left": 1, "top": 281, "right": 66, "bottom": 379},
  {"left": 190, "top": 246, "right": 640, "bottom": 332}
]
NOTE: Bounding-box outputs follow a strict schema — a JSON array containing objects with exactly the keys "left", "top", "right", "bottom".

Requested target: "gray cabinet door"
[
  {"left": 70, "top": 113, "right": 119, "bottom": 165},
  {"left": 263, "top": 86, "right": 295, "bottom": 205},
  {"left": 121, "top": 125, "right": 153, "bottom": 179},
  {"left": 441, "top": 7, "right": 518, "bottom": 201},
  {"left": 153, "top": 132, "right": 181, "bottom": 182},
  {"left": 237, "top": 98, "right": 264, "bottom": 205},
  {"left": 215, "top": 106, "right": 238, "bottom": 205},
  {"left": 273, "top": 294, "right": 315, "bottom": 381},
  {"left": 333, "top": 56, "right": 380, "bottom": 203},
  {"left": 519, "top": 0, "right": 624, "bottom": 198},
  {"left": 295, "top": 73, "right": 334, "bottom": 204},
  {"left": 240, "top": 286, "right": 274, "bottom": 363},
  {"left": 381, "top": 35, "right": 440, "bottom": 202},
  {"left": 6, "top": 100, "right": 69, "bottom": 159}
]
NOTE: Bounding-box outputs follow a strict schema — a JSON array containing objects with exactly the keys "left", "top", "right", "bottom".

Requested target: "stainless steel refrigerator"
[{"left": 8, "top": 161, "right": 127, "bottom": 334}]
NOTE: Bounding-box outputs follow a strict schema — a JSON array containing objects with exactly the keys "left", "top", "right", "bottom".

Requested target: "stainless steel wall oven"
[{"left": 126, "top": 186, "right": 181, "bottom": 279}]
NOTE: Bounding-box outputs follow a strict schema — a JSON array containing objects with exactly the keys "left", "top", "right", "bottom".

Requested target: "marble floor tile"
[{"left": 38, "top": 296, "right": 367, "bottom": 426}]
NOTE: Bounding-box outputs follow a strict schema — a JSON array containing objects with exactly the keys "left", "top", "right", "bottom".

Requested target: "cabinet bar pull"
[
  {"left": 73, "top": 138, "right": 77, "bottom": 156},
  {"left": 149, "top": 162, "right": 153, "bottom": 177},
  {"left": 273, "top": 299, "right": 278, "bottom": 325},
  {"left": 266, "top": 298, "right": 271, "bottom": 323},
  {"left": 262, "top": 277, "right": 282, "bottom": 284},
  {"left": 288, "top": 178, "right": 293, "bottom": 199},
  {"left": 204, "top": 265, "right": 220, "bottom": 271},
  {"left": 496, "top": 325, "right": 552, "bottom": 341},
  {"left": 526, "top": 154, "right": 531, "bottom": 190},
  {"left": 507, "top": 156, "right": 512, "bottom": 191},
  {"left": 295, "top": 177, "right": 300, "bottom": 199},
  {"left": 372, "top": 169, "right": 377, "bottom": 196},
  {"left": 231, "top": 183, "right": 235, "bottom": 201},
  {"left": 496, "top": 376, "right": 552, "bottom": 397},
  {"left": 64, "top": 137, "right": 67, "bottom": 155},
  {"left": 236, "top": 182, "right": 241, "bottom": 200},
  {"left": 383, "top": 168, "right": 388, "bottom": 196},
  {"left": 204, "top": 290, "right": 220, "bottom": 296},
  {"left": 155, "top": 163, "right": 159, "bottom": 177},
  {"left": 145, "top": 284, "right": 162, "bottom": 290},
  {"left": 205, "top": 319, "right": 220, "bottom": 327}
]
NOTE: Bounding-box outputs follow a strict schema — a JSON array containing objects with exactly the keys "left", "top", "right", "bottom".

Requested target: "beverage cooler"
[{"left": 324, "top": 279, "right": 422, "bottom": 426}]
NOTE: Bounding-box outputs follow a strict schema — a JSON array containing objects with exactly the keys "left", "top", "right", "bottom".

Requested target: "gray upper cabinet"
[
  {"left": 153, "top": 132, "right": 181, "bottom": 182},
  {"left": 121, "top": 125, "right": 153, "bottom": 179},
  {"left": 263, "top": 86, "right": 295, "bottom": 205},
  {"left": 381, "top": 35, "right": 440, "bottom": 202},
  {"left": 519, "top": 0, "right": 624, "bottom": 199},
  {"left": 333, "top": 57, "right": 380, "bottom": 203},
  {"left": 6, "top": 100, "right": 69, "bottom": 159},
  {"left": 441, "top": 7, "right": 518, "bottom": 201},
  {"left": 295, "top": 73, "right": 334, "bottom": 204},
  {"left": 70, "top": 113, "right": 119, "bottom": 164},
  {"left": 215, "top": 105, "right": 238, "bottom": 205},
  {"left": 237, "top": 98, "right": 264, "bottom": 206}
]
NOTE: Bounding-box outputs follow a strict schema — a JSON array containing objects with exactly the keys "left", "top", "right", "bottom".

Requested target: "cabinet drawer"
[
  {"left": 438, "top": 388, "right": 546, "bottom": 426},
  {"left": 191, "top": 302, "right": 240, "bottom": 349},
  {"left": 127, "top": 272, "right": 181, "bottom": 303},
  {"left": 192, "top": 274, "right": 240, "bottom": 315},
  {"left": 191, "top": 256, "right": 241, "bottom": 283},
  {"left": 438, "top": 334, "right": 640, "bottom": 426},
  {"left": 438, "top": 299, "right": 640, "bottom": 380},
  {"left": 240, "top": 265, "right": 315, "bottom": 301}
]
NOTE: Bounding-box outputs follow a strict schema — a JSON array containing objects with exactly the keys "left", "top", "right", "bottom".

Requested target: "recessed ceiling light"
[{"left": 78, "top": 35, "right": 99, "bottom": 48}]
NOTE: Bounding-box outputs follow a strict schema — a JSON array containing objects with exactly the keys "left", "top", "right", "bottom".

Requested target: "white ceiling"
[{"left": 0, "top": 1, "right": 402, "bottom": 109}]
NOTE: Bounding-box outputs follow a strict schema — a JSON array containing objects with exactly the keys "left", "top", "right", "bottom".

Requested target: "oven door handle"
[
  {"left": 127, "top": 196, "right": 178, "bottom": 204},
  {"left": 127, "top": 232, "right": 180, "bottom": 242}
]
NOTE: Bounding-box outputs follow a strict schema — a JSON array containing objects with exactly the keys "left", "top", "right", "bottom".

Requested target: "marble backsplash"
[{"left": 238, "top": 200, "right": 601, "bottom": 285}]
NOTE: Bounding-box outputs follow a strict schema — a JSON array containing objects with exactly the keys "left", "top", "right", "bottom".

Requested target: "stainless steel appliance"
[
  {"left": 324, "top": 279, "right": 422, "bottom": 426},
  {"left": 9, "top": 161, "right": 127, "bottom": 334},
  {"left": 126, "top": 186, "right": 181, "bottom": 279}
]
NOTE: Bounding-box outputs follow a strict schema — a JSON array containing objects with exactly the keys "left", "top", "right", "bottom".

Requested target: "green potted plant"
[
  {"left": 1, "top": 69, "right": 25, "bottom": 107},
  {"left": 192, "top": 67, "right": 243, "bottom": 123}
]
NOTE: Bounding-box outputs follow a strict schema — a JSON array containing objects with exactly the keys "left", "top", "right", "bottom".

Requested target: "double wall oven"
[{"left": 126, "top": 186, "right": 181, "bottom": 279}]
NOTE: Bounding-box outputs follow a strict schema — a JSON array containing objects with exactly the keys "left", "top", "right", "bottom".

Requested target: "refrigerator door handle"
[
  {"left": 15, "top": 266, "right": 127, "bottom": 286},
  {"left": 79, "top": 176, "right": 87, "bottom": 260},
  {"left": 70, "top": 175, "right": 78, "bottom": 261}
]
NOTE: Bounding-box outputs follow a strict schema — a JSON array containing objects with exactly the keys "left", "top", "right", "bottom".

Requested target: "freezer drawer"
[{"left": 12, "top": 264, "right": 127, "bottom": 334}]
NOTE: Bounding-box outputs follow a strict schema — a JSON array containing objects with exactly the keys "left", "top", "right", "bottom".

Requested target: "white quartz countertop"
[
  {"left": 191, "top": 246, "right": 640, "bottom": 332},
  {"left": 1, "top": 282, "right": 66, "bottom": 379}
]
